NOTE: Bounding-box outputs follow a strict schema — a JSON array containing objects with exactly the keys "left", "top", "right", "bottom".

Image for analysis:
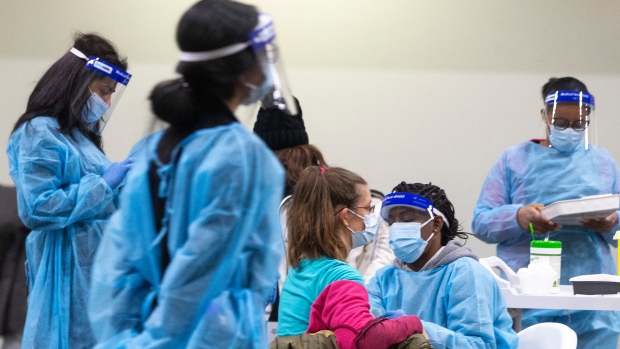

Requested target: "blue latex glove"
[
  {"left": 265, "top": 281, "right": 278, "bottom": 306},
  {"left": 102, "top": 157, "right": 134, "bottom": 189},
  {"left": 379, "top": 309, "right": 406, "bottom": 319}
]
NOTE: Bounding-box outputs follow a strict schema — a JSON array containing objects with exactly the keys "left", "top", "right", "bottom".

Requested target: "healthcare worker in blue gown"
[
  {"left": 473, "top": 77, "right": 620, "bottom": 348},
  {"left": 88, "top": 0, "right": 295, "bottom": 347},
  {"left": 6, "top": 33, "right": 133, "bottom": 349},
  {"left": 367, "top": 182, "right": 518, "bottom": 349}
]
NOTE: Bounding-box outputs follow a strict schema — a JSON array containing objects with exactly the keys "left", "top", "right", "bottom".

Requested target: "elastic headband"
[
  {"left": 70, "top": 47, "right": 88, "bottom": 61},
  {"left": 179, "top": 42, "right": 251, "bottom": 62}
]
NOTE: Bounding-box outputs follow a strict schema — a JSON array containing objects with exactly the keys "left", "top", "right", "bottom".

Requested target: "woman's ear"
[{"left": 340, "top": 208, "right": 350, "bottom": 228}]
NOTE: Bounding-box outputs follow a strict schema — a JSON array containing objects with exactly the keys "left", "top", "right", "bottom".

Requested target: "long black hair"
[
  {"left": 392, "top": 182, "right": 468, "bottom": 245},
  {"left": 149, "top": 0, "right": 260, "bottom": 129},
  {"left": 12, "top": 33, "right": 127, "bottom": 151}
]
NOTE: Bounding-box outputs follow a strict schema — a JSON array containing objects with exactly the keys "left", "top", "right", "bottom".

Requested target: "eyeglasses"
[
  {"left": 552, "top": 117, "right": 589, "bottom": 131},
  {"left": 334, "top": 204, "right": 375, "bottom": 216},
  {"left": 353, "top": 204, "right": 375, "bottom": 214}
]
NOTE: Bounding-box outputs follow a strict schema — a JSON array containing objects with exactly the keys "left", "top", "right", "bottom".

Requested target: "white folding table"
[{"left": 501, "top": 285, "right": 620, "bottom": 331}]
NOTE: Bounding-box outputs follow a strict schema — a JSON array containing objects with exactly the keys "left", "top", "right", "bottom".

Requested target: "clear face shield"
[
  {"left": 543, "top": 90, "right": 596, "bottom": 152},
  {"left": 70, "top": 48, "right": 132, "bottom": 135},
  {"left": 249, "top": 14, "right": 297, "bottom": 115},
  {"left": 178, "top": 12, "right": 297, "bottom": 117}
]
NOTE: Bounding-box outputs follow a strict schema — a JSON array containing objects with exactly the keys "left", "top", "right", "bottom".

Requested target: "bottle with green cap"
[{"left": 530, "top": 240, "right": 562, "bottom": 287}]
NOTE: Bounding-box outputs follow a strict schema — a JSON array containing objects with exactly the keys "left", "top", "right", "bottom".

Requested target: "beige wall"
[{"left": 1, "top": 0, "right": 620, "bottom": 258}]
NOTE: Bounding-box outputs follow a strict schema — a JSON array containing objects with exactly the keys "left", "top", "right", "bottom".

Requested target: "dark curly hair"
[{"left": 391, "top": 182, "right": 468, "bottom": 245}]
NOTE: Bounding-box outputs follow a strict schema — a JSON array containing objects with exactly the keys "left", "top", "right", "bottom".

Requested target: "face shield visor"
[
  {"left": 178, "top": 13, "right": 297, "bottom": 116},
  {"left": 249, "top": 14, "right": 297, "bottom": 115},
  {"left": 70, "top": 48, "right": 132, "bottom": 135},
  {"left": 543, "top": 90, "right": 595, "bottom": 152},
  {"left": 381, "top": 192, "right": 450, "bottom": 228}
]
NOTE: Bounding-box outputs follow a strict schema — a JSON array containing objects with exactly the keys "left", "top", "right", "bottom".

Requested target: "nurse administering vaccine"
[{"left": 7, "top": 33, "right": 132, "bottom": 349}]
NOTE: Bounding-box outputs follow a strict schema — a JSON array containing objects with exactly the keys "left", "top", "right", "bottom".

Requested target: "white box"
[{"left": 540, "top": 194, "right": 620, "bottom": 226}]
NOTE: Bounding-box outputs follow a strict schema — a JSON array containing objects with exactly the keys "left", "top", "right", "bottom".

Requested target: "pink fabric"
[{"left": 306, "top": 280, "right": 423, "bottom": 349}]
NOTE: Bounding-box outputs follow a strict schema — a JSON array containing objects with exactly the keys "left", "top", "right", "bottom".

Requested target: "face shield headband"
[
  {"left": 178, "top": 13, "right": 297, "bottom": 115},
  {"left": 381, "top": 192, "right": 450, "bottom": 228}
]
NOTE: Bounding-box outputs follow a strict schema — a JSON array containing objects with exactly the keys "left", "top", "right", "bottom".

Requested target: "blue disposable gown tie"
[
  {"left": 6, "top": 117, "right": 117, "bottom": 349},
  {"left": 367, "top": 257, "right": 518, "bottom": 349},
  {"left": 88, "top": 122, "right": 285, "bottom": 348},
  {"left": 473, "top": 140, "right": 620, "bottom": 348}
]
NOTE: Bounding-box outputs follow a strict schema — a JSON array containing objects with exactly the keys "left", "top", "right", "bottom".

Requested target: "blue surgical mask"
[
  {"left": 81, "top": 91, "right": 109, "bottom": 125},
  {"left": 549, "top": 126, "right": 584, "bottom": 152},
  {"left": 389, "top": 220, "right": 434, "bottom": 263},
  {"left": 347, "top": 211, "right": 380, "bottom": 248},
  {"left": 242, "top": 70, "right": 273, "bottom": 105}
]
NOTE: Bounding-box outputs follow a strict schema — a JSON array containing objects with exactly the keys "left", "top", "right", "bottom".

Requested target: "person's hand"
[
  {"left": 379, "top": 309, "right": 406, "bottom": 319},
  {"left": 266, "top": 281, "right": 278, "bottom": 306},
  {"left": 581, "top": 212, "right": 619, "bottom": 233},
  {"left": 102, "top": 157, "right": 135, "bottom": 189},
  {"left": 517, "top": 203, "right": 561, "bottom": 235}
]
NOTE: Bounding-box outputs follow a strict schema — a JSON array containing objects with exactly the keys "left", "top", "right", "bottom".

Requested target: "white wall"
[{"left": 1, "top": 0, "right": 620, "bottom": 258}]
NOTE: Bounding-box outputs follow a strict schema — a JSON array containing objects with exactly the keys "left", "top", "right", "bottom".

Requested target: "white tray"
[{"left": 540, "top": 194, "right": 620, "bottom": 226}]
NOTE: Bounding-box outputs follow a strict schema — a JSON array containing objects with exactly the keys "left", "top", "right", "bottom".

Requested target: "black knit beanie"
[{"left": 253, "top": 97, "right": 308, "bottom": 151}]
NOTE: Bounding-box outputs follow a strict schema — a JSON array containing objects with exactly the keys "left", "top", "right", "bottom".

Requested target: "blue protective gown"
[
  {"left": 88, "top": 121, "right": 285, "bottom": 348},
  {"left": 6, "top": 116, "right": 117, "bottom": 349},
  {"left": 367, "top": 257, "right": 518, "bottom": 349},
  {"left": 473, "top": 140, "right": 620, "bottom": 348}
]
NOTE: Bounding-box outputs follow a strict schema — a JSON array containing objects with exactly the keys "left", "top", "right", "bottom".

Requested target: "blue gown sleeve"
[
  {"left": 88, "top": 208, "right": 153, "bottom": 343},
  {"left": 10, "top": 121, "right": 114, "bottom": 231},
  {"left": 472, "top": 151, "right": 525, "bottom": 244},
  {"left": 422, "top": 262, "right": 518, "bottom": 349},
  {"left": 366, "top": 273, "right": 387, "bottom": 316},
  {"left": 599, "top": 148, "right": 620, "bottom": 247}
]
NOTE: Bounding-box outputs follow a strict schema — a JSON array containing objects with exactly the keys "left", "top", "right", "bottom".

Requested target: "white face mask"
[
  {"left": 347, "top": 210, "right": 380, "bottom": 248},
  {"left": 388, "top": 218, "right": 434, "bottom": 263},
  {"left": 549, "top": 126, "right": 584, "bottom": 152}
]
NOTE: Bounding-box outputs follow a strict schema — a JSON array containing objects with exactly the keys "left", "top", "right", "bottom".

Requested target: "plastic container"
[
  {"left": 518, "top": 262, "right": 557, "bottom": 295},
  {"left": 530, "top": 240, "right": 562, "bottom": 286},
  {"left": 570, "top": 274, "right": 620, "bottom": 295},
  {"left": 540, "top": 194, "right": 620, "bottom": 226}
]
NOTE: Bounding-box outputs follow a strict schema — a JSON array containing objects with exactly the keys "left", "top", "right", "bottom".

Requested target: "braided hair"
[{"left": 391, "top": 182, "right": 468, "bottom": 245}]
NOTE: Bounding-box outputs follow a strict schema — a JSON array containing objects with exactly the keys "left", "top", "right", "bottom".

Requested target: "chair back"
[
  {"left": 517, "top": 322, "right": 577, "bottom": 349},
  {"left": 479, "top": 256, "right": 520, "bottom": 289}
]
